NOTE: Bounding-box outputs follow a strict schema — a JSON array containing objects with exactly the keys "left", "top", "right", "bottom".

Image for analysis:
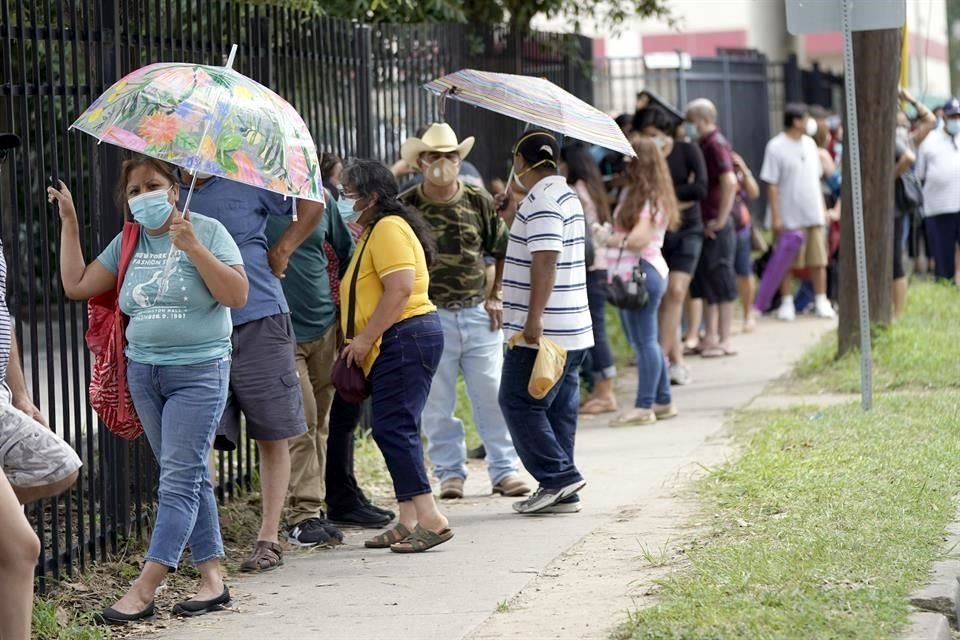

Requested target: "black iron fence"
[
  {"left": 0, "top": 0, "right": 592, "bottom": 586},
  {"left": 594, "top": 50, "right": 772, "bottom": 218}
]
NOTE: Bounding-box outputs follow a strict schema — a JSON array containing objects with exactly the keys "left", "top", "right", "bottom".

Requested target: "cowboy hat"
[{"left": 400, "top": 122, "right": 475, "bottom": 169}]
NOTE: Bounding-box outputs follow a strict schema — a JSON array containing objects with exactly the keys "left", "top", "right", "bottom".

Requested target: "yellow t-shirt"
[{"left": 340, "top": 215, "right": 436, "bottom": 375}]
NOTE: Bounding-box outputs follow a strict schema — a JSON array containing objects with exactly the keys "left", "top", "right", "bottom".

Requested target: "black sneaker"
[
  {"left": 363, "top": 499, "right": 396, "bottom": 520},
  {"left": 328, "top": 505, "right": 393, "bottom": 529},
  {"left": 467, "top": 444, "right": 487, "bottom": 460},
  {"left": 285, "top": 517, "right": 344, "bottom": 547}
]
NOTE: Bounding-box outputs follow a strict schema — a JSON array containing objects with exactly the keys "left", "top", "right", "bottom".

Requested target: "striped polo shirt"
[
  {"left": 503, "top": 175, "right": 594, "bottom": 352},
  {"left": 0, "top": 240, "right": 11, "bottom": 382}
]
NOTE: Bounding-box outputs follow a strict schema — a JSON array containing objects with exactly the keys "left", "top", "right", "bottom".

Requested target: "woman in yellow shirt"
[{"left": 338, "top": 160, "right": 452, "bottom": 553}]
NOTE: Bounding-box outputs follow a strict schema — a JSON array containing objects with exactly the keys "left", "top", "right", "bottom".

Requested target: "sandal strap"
[
  {"left": 244, "top": 540, "right": 282, "bottom": 569},
  {"left": 371, "top": 524, "right": 411, "bottom": 546},
  {"left": 394, "top": 525, "right": 450, "bottom": 552}
]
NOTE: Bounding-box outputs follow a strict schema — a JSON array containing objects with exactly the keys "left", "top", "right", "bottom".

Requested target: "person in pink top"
[
  {"left": 560, "top": 143, "right": 618, "bottom": 415},
  {"left": 605, "top": 137, "right": 680, "bottom": 427}
]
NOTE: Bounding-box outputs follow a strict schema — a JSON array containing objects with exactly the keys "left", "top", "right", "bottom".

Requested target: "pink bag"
[
  {"left": 86, "top": 223, "right": 144, "bottom": 440},
  {"left": 753, "top": 229, "right": 804, "bottom": 313}
]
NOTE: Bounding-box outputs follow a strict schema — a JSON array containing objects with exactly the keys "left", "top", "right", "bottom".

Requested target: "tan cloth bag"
[{"left": 507, "top": 334, "right": 568, "bottom": 399}]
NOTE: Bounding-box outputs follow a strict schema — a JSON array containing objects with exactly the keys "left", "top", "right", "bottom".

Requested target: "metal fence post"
[
  {"left": 354, "top": 23, "right": 374, "bottom": 159},
  {"left": 97, "top": 0, "right": 129, "bottom": 548}
]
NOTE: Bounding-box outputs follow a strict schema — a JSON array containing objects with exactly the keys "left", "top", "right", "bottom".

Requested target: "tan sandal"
[
  {"left": 364, "top": 523, "right": 411, "bottom": 549},
  {"left": 580, "top": 397, "right": 618, "bottom": 415},
  {"left": 240, "top": 540, "right": 283, "bottom": 573},
  {"left": 389, "top": 524, "right": 454, "bottom": 554},
  {"left": 610, "top": 411, "right": 657, "bottom": 427}
]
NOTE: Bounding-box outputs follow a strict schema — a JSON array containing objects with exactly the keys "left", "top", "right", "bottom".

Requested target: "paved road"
[{"left": 156, "top": 317, "right": 833, "bottom": 640}]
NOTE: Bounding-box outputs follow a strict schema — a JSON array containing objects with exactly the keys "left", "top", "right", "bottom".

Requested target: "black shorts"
[
  {"left": 893, "top": 214, "right": 905, "bottom": 280},
  {"left": 690, "top": 218, "right": 738, "bottom": 304},
  {"left": 215, "top": 313, "right": 307, "bottom": 451},
  {"left": 662, "top": 222, "right": 704, "bottom": 275}
]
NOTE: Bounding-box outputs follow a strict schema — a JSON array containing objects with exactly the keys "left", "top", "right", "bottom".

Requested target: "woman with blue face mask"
[{"left": 48, "top": 155, "right": 248, "bottom": 624}]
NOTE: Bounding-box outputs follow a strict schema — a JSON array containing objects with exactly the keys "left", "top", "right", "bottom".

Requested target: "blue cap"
[{"left": 943, "top": 98, "right": 960, "bottom": 116}]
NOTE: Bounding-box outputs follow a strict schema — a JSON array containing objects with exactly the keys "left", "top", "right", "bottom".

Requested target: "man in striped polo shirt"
[{"left": 500, "top": 130, "right": 594, "bottom": 515}]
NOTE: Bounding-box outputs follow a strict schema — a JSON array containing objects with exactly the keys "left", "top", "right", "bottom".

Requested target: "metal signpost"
[{"left": 786, "top": 0, "right": 906, "bottom": 411}]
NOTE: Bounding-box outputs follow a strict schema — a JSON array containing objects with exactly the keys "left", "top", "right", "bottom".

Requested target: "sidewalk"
[{"left": 155, "top": 317, "right": 833, "bottom": 640}]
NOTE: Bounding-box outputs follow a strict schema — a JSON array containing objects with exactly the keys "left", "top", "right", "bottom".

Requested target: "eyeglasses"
[{"left": 338, "top": 185, "right": 361, "bottom": 200}]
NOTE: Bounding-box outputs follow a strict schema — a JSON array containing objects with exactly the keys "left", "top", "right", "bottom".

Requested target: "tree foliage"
[{"left": 277, "top": 0, "right": 672, "bottom": 32}]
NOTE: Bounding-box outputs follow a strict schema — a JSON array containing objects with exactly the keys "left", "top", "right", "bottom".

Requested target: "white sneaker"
[
  {"left": 777, "top": 302, "right": 796, "bottom": 322},
  {"left": 669, "top": 363, "right": 690, "bottom": 386},
  {"left": 814, "top": 298, "right": 836, "bottom": 319}
]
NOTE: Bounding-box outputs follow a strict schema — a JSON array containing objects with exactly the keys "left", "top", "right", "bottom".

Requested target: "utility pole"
[{"left": 837, "top": 27, "right": 900, "bottom": 356}]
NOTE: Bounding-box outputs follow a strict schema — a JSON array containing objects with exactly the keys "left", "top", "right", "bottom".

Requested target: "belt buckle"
[{"left": 445, "top": 301, "right": 464, "bottom": 311}]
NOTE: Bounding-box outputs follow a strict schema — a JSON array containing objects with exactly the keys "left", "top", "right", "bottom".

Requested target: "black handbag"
[{"left": 606, "top": 240, "right": 650, "bottom": 310}]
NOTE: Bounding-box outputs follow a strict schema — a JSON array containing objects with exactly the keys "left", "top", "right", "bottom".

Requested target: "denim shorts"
[{"left": 734, "top": 225, "right": 753, "bottom": 277}]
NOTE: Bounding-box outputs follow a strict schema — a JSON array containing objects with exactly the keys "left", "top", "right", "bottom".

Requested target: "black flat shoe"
[
  {"left": 93, "top": 601, "right": 155, "bottom": 625},
  {"left": 172, "top": 587, "right": 231, "bottom": 617},
  {"left": 328, "top": 505, "right": 392, "bottom": 529}
]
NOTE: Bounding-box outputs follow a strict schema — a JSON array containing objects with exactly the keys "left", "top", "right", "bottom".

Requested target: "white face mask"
[{"left": 805, "top": 118, "right": 819, "bottom": 137}]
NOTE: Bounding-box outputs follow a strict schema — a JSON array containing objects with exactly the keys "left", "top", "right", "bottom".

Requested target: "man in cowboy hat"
[{"left": 399, "top": 122, "right": 529, "bottom": 500}]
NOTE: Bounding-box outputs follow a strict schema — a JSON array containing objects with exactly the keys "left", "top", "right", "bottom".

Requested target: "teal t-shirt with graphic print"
[{"left": 96, "top": 212, "right": 243, "bottom": 366}]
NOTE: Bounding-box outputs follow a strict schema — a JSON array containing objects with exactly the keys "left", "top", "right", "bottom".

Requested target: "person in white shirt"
[
  {"left": 759, "top": 103, "right": 835, "bottom": 320},
  {"left": 499, "top": 130, "right": 593, "bottom": 516},
  {"left": 915, "top": 97, "right": 960, "bottom": 282}
]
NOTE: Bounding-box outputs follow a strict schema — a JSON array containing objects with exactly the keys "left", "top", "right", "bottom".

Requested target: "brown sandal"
[
  {"left": 240, "top": 540, "right": 283, "bottom": 573},
  {"left": 389, "top": 524, "right": 454, "bottom": 554},
  {"left": 364, "top": 524, "right": 411, "bottom": 549}
]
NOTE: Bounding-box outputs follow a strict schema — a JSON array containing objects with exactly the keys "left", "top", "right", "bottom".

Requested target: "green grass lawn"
[
  {"left": 617, "top": 281, "right": 960, "bottom": 640},
  {"left": 792, "top": 281, "right": 960, "bottom": 394}
]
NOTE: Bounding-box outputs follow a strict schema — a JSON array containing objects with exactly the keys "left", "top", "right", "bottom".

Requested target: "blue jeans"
[
  {"left": 127, "top": 358, "right": 230, "bottom": 569},
  {"left": 422, "top": 306, "right": 519, "bottom": 484},
  {"left": 370, "top": 313, "right": 443, "bottom": 501},
  {"left": 618, "top": 262, "right": 671, "bottom": 409},
  {"left": 499, "top": 346, "right": 587, "bottom": 489},
  {"left": 585, "top": 270, "right": 616, "bottom": 382}
]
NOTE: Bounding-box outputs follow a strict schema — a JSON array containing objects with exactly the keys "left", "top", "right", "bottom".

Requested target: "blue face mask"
[
  {"left": 337, "top": 196, "right": 360, "bottom": 224},
  {"left": 128, "top": 188, "right": 174, "bottom": 229},
  {"left": 946, "top": 119, "right": 960, "bottom": 137},
  {"left": 684, "top": 123, "right": 698, "bottom": 141}
]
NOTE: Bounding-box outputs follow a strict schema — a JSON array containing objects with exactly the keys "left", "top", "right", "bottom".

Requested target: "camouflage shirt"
[{"left": 400, "top": 182, "right": 509, "bottom": 306}]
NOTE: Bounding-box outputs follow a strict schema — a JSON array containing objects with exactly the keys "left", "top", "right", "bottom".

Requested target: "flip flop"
[
  {"left": 683, "top": 343, "right": 702, "bottom": 356},
  {"left": 700, "top": 346, "right": 725, "bottom": 358},
  {"left": 389, "top": 524, "right": 454, "bottom": 553},
  {"left": 580, "top": 398, "right": 618, "bottom": 415}
]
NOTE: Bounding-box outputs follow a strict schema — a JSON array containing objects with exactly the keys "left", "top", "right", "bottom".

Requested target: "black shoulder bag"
[{"left": 606, "top": 239, "right": 649, "bottom": 310}]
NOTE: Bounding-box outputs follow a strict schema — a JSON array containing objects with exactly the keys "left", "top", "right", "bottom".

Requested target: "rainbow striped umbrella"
[{"left": 425, "top": 69, "right": 635, "bottom": 157}]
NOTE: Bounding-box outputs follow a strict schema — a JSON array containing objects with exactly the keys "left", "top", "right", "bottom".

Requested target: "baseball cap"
[{"left": 943, "top": 98, "right": 960, "bottom": 116}]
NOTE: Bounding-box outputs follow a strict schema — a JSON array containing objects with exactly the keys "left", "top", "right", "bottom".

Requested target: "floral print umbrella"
[{"left": 72, "top": 59, "right": 323, "bottom": 202}]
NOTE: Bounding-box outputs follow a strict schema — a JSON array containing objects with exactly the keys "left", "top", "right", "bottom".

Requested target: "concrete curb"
[
  {"left": 905, "top": 516, "right": 960, "bottom": 640},
  {"left": 905, "top": 613, "right": 954, "bottom": 640}
]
